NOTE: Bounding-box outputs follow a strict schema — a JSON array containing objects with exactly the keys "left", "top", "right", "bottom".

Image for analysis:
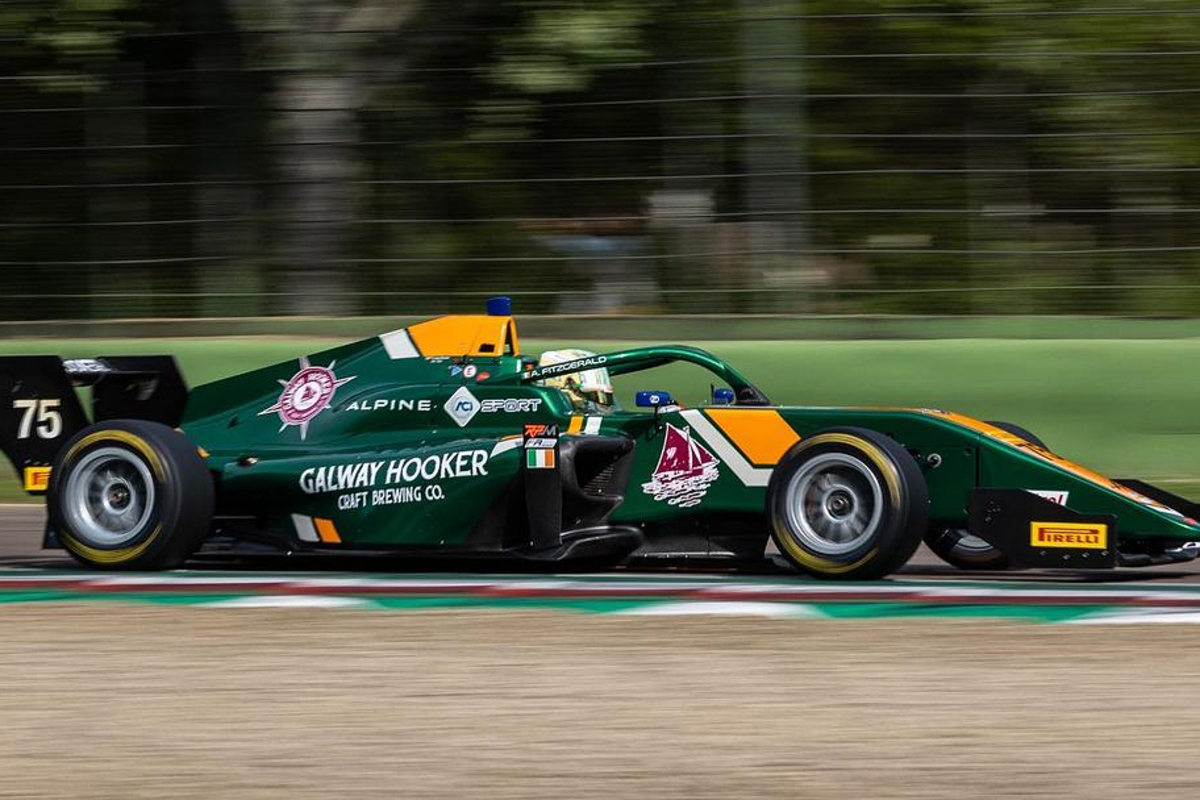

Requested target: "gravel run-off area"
[{"left": 1, "top": 606, "right": 1198, "bottom": 799}]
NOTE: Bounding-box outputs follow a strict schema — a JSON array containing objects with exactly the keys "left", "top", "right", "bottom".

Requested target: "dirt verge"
[{"left": 0, "top": 606, "right": 1196, "bottom": 799}]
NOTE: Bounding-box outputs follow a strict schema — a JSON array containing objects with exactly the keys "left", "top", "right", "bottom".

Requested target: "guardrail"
[{"left": 4, "top": 315, "right": 1200, "bottom": 341}]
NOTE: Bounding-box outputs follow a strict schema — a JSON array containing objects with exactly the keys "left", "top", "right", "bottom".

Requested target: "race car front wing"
[{"left": 968, "top": 487, "right": 1200, "bottom": 569}]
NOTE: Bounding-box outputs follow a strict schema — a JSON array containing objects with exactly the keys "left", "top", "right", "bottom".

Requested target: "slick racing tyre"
[
  {"left": 985, "top": 420, "right": 1047, "bottom": 452},
  {"left": 768, "top": 428, "right": 929, "bottom": 580},
  {"left": 923, "top": 420, "right": 1048, "bottom": 571},
  {"left": 47, "top": 420, "right": 213, "bottom": 570}
]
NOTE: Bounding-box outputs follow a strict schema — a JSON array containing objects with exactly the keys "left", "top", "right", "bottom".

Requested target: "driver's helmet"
[{"left": 537, "top": 348, "right": 615, "bottom": 414}]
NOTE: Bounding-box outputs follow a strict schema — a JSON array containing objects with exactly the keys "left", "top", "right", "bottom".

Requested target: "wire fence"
[{"left": 4, "top": 1, "right": 1200, "bottom": 320}]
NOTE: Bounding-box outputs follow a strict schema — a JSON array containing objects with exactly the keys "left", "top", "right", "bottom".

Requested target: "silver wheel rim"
[
  {"left": 63, "top": 447, "right": 156, "bottom": 547},
  {"left": 783, "top": 452, "right": 884, "bottom": 556}
]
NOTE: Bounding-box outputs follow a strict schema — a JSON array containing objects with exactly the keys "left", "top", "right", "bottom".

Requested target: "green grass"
[
  {"left": 17, "top": 315, "right": 1200, "bottom": 342},
  {"left": 5, "top": 336, "right": 1200, "bottom": 502}
]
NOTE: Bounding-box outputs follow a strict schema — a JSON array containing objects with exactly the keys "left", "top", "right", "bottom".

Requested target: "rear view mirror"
[
  {"left": 635, "top": 390, "right": 673, "bottom": 408},
  {"left": 712, "top": 388, "right": 735, "bottom": 406}
]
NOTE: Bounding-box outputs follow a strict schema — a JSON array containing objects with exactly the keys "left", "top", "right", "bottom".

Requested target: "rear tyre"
[
  {"left": 922, "top": 420, "right": 1047, "bottom": 571},
  {"left": 47, "top": 420, "right": 213, "bottom": 570},
  {"left": 768, "top": 428, "right": 929, "bottom": 580}
]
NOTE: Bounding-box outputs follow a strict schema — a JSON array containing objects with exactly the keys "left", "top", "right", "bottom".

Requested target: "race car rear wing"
[{"left": 0, "top": 356, "right": 187, "bottom": 493}]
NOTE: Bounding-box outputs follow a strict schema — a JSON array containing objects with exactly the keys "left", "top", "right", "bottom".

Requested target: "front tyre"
[
  {"left": 768, "top": 428, "right": 929, "bottom": 580},
  {"left": 48, "top": 420, "right": 214, "bottom": 570},
  {"left": 922, "top": 420, "right": 1047, "bottom": 571},
  {"left": 984, "top": 420, "right": 1046, "bottom": 452}
]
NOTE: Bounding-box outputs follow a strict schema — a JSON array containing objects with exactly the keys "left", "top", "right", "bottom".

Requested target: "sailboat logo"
[{"left": 641, "top": 423, "right": 721, "bottom": 507}]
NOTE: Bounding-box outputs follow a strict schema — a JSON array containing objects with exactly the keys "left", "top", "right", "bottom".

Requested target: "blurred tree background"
[{"left": 3, "top": 0, "right": 1200, "bottom": 320}]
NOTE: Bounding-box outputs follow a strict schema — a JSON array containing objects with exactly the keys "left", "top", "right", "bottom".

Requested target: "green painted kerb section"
[{"left": 0, "top": 571, "right": 1197, "bottom": 623}]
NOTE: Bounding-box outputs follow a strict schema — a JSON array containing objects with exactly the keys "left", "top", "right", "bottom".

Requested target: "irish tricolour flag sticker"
[{"left": 526, "top": 449, "right": 556, "bottom": 470}]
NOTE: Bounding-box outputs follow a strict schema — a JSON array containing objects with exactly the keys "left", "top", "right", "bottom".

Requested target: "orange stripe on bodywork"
[
  {"left": 914, "top": 407, "right": 1183, "bottom": 517},
  {"left": 313, "top": 518, "right": 342, "bottom": 544},
  {"left": 705, "top": 408, "right": 800, "bottom": 465},
  {"left": 566, "top": 415, "right": 584, "bottom": 434},
  {"left": 405, "top": 315, "right": 518, "bottom": 357},
  {"left": 915, "top": 410, "right": 1026, "bottom": 445}
]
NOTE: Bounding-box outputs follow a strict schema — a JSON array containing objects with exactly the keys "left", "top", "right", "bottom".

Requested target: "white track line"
[
  {"left": 617, "top": 601, "right": 824, "bottom": 619},
  {"left": 200, "top": 595, "right": 373, "bottom": 609}
]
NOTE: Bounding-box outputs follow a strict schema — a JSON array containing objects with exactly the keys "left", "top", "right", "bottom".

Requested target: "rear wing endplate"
[{"left": 0, "top": 356, "right": 187, "bottom": 493}]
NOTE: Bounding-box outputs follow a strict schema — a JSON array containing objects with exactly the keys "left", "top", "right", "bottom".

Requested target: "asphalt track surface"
[
  {"left": 8, "top": 506, "right": 1200, "bottom": 798},
  {"left": 5, "top": 504, "right": 1200, "bottom": 584}
]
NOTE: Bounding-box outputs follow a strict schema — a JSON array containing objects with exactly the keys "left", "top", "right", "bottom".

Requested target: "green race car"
[{"left": 3, "top": 298, "right": 1198, "bottom": 579}]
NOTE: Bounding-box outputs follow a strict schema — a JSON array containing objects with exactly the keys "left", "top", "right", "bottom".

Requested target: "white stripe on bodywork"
[
  {"left": 291, "top": 514, "right": 319, "bottom": 542},
  {"left": 679, "top": 409, "right": 774, "bottom": 487},
  {"left": 584, "top": 416, "right": 602, "bottom": 434},
  {"left": 379, "top": 329, "right": 419, "bottom": 359},
  {"left": 490, "top": 437, "right": 523, "bottom": 458}
]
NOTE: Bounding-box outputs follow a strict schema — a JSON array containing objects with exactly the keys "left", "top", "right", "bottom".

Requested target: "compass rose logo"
[{"left": 258, "top": 356, "right": 356, "bottom": 440}]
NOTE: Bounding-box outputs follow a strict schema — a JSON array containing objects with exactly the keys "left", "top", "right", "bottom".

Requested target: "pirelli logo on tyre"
[{"left": 1030, "top": 521, "right": 1108, "bottom": 550}]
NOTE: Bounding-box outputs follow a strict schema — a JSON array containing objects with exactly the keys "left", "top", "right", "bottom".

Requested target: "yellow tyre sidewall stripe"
[
  {"left": 774, "top": 433, "right": 902, "bottom": 575},
  {"left": 57, "top": 430, "right": 166, "bottom": 565}
]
